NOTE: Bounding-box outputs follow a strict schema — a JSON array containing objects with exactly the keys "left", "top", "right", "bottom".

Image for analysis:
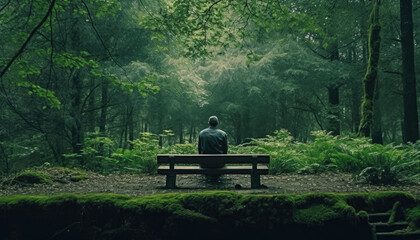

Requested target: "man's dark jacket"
[{"left": 198, "top": 126, "right": 228, "bottom": 155}]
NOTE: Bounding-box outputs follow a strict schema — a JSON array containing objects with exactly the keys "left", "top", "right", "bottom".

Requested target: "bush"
[{"left": 61, "top": 129, "right": 420, "bottom": 185}]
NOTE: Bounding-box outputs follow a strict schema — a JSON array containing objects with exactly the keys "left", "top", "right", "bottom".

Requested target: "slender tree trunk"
[
  {"left": 44, "top": 133, "right": 62, "bottom": 164},
  {"left": 0, "top": 143, "right": 9, "bottom": 175},
  {"left": 358, "top": 0, "right": 381, "bottom": 137},
  {"left": 372, "top": 78, "right": 383, "bottom": 144},
  {"left": 87, "top": 79, "right": 96, "bottom": 132},
  {"left": 128, "top": 106, "right": 134, "bottom": 149},
  {"left": 351, "top": 81, "right": 361, "bottom": 133},
  {"left": 70, "top": 71, "right": 83, "bottom": 154},
  {"left": 179, "top": 122, "right": 184, "bottom": 144},
  {"left": 99, "top": 80, "right": 108, "bottom": 133},
  {"left": 400, "top": 0, "right": 419, "bottom": 143},
  {"left": 327, "top": 41, "right": 340, "bottom": 136},
  {"left": 98, "top": 79, "right": 108, "bottom": 154},
  {"left": 327, "top": 85, "right": 340, "bottom": 135},
  {"left": 189, "top": 123, "right": 194, "bottom": 143}
]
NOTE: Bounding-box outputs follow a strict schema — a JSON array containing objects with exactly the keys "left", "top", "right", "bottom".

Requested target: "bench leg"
[
  {"left": 166, "top": 174, "right": 176, "bottom": 188},
  {"left": 251, "top": 174, "right": 261, "bottom": 189}
]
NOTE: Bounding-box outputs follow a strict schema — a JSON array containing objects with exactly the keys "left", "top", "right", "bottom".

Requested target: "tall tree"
[
  {"left": 400, "top": 0, "right": 419, "bottom": 143},
  {"left": 359, "top": 0, "right": 382, "bottom": 138}
]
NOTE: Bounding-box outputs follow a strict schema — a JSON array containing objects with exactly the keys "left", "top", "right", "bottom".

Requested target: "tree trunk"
[
  {"left": 372, "top": 78, "right": 383, "bottom": 144},
  {"left": 327, "top": 85, "right": 340, "bottom": 135},
  {"left": 327, "top": 41, "right": 340, "bottom": 136},
  {"left": 99, "top": 80, "right": 108, "bottom": 134},
  {"left": 70, "top": 71, "right": 83, "bottom": 154},
  {"left": 358, "top": 0, "right": 381, "bottom": 138},
  {"left": 128, "top": 105, "right": 134, "bottom": 149},
  {"left": 179, "top": 122, "right": 184, "bottom": 144},
  {"left": 351, "top": 81, "right": 361, "bottom": 133},
  {"left": 400, "top": 0, "right": 419, "bottom": 143},
  {"left": 189, "top": 124, "right": 194, "bottom": 143},
  {"left": 87, "top": 79, "right": 96, "bottom": 132},
  {"left": 0, "top": 143, "right": 9, "bottom": 175}
]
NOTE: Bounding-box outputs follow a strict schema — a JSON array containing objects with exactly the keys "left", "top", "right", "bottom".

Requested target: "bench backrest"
[{"left": 157, "top": 154, "right": 270, "bottom": 164}]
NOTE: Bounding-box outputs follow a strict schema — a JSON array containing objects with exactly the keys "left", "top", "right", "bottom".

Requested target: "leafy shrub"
[
  {"left": 108, "top": 132, "right": 160, "bottom": 174},
  {"left": 160, "top": 143, "right": 196, "bottom": 154},
  {"left": 60, "top": 129, "right": 420, "bottom": 185},
  {"left": 233, "top": 130, "right": 420, "bottom": 184},
  {"left": 63, "top": 132, "right": 114, "bottom": 172}
]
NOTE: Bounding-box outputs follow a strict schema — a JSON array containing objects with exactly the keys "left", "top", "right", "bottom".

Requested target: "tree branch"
[
  {"left": 80, "top": 0, "right": 132, "bottom": 82},
  {"left": 0, "top": 0, "right": 57, "bottom": 80},
  {"left": 0, "top": 0, "right": 11, "bottom": 12},
  {"left": 383, "top": 70, "right": 402, "bottom": 75}
]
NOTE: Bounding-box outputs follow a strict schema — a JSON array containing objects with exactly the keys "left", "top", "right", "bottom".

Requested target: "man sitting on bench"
[{"left": 198, "top": 116, "right": 228, "bottom": 170}]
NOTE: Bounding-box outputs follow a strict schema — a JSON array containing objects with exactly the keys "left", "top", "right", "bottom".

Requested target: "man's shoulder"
[
  {"left": 199, "top": 128, "right": 210, "bottom": 135},
  {"left": 216, "top": 129, "right": 227, "bottom": 136}
]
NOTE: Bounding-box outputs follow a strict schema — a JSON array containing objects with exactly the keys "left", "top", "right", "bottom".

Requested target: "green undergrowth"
[
  {"left": 55, "top": 130, "right": 420, "bottom": 186},
  {"left": 0, "top": 191, "right": 417, "bottom": 240},
  {"left": 232, "top": 130, "right": 420, "bottom": 185}
]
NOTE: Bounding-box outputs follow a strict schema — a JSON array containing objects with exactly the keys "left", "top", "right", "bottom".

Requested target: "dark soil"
[{"left": 2, "top": 172, "right": 420, "bottom": 197}]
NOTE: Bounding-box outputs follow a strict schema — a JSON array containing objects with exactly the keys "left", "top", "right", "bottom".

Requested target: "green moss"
[
  {"left": 294, "top": 204, "right": 339, "bottom": 225},
  {"left": 344, "top": 191, "right": 415, "bottom": 212},
  {"left": 44, "top": 167, "right": 89, "bottom": 182},
  {"left": 0, "top": 191, "right": 415, "bottom": 240},
  {"left": 407, "top": 206, "right": 420, "bottom": 229},
  {"left": 12, "top": 170, "right": 52, "bottom": 185},
  {"left": 388, "top": 201, "right": 405, "bottom": 223}
]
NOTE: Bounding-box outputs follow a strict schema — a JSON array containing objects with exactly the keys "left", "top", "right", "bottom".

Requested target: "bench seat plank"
[
  {"left": 157, "top": 154, "right": 270, "bottom": 189},
  {"left": 158, "top": 165, "right": 269, "bottom": 175},
  {"left": 157, "top": 154, "right": 270, "bottom": 164}
]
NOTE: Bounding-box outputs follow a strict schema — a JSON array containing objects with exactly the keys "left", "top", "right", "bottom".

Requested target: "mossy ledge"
[{"left": 0, "top": 191, "right": 416, "bottom": 240}]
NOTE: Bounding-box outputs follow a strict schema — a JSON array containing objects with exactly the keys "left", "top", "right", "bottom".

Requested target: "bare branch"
[
  {"left": 80, "top": 0, "right": 132, "bottom": 82},
  {"left": 383, "top": 70, "right": 402, "bottom": 75},
  {"left": 0, "top": 0, "right": 11, "bottom": 12},
  {"left": 0, "top": 0, "right": 57, "bottom": 80}
]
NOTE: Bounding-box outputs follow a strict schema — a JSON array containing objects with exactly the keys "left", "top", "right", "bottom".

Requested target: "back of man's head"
[{"left": 208, "top": 116, "right": 219, "bottom": 127}]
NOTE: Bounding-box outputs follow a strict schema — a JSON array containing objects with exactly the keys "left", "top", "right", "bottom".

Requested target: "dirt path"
[{"left": 2, "top": 172, "right": 420, "bottom": 197}]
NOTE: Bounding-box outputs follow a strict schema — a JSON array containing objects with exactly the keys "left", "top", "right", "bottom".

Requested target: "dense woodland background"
[{"left": 0, "top": 0, "right": 419, "bottom": 178}]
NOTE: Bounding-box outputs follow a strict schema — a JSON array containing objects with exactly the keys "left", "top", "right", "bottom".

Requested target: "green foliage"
[
  {"left": 63, "top": 132, "right": 114, "bottom": 172},
  {"left": 61, "top": 129, "right": 420, "bottom": 184},
  {"left": 87, "top": 132, "right": 161, "bottom": 174},
  {"left": 140, "top": 0, "right": 317, "bottom": 58},
  {"left": 16, "top": 81, "right": 61, "bottom": 109},
  {"left": 229, "top": 130, "right": 420, "bottom": 184}
]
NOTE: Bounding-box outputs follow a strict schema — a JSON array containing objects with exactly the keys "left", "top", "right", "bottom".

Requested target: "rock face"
[{"left": 1, "top": 191, "right": 416, "bottom": 240}]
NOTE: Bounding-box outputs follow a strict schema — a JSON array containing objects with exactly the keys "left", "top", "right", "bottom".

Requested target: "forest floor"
[{"left": 1, "top": 171, "right": 420, "bottom": 197}]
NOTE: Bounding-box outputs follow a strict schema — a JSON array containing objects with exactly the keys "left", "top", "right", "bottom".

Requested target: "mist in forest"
[{"left": 0, "top": 0, "right": 419, "bottom": 174}]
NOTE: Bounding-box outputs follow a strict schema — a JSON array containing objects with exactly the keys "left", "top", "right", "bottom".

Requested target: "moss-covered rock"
[
  {"left": 407, "top": 206, "right": 420, "bottom": 229},
  {"left": 3, "top": 191, "right": 407, "bottom": 240},
  {"left": 45, "top": 167, "right": 89, "bottom": 182},
  {"left": 12, "top": 170, "right": 52, "bottom": 185},
  {"left": 0, "top": 191, "right": 418, "bottom": 239},
  {"left": 4, "top": 167, "right": 89, "bottom": 186}
]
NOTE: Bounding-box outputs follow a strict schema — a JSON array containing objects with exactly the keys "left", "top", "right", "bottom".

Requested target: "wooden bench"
[{"left": 157, "top": 154, "right": 270, "bottom": 189}]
